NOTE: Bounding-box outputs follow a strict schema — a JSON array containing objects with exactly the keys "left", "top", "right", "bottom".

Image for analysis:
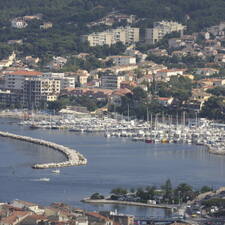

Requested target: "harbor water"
[{"left": 1, "top": 118, "right": 225, "bottom": 217}]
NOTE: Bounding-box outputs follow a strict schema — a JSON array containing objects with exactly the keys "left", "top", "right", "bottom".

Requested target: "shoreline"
[
  {"left": 81, "top": 198, "right": 176, "bottom": 209},
  {"left": 2, "top": 113, "right": 225, "bottom": 157},
  {"left": 0, "top": 131, "right": 87, "bottom": 169}
]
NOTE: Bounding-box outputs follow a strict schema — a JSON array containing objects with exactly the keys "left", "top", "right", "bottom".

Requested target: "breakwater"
[
  {"left": 0, "top": 131, "right": 87, "bottom": 169},
  {"left": 82, "top": 198, "right": 175, "bottom": 209}
]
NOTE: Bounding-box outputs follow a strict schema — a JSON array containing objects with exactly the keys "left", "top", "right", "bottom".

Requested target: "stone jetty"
[{"left": 0, "top": 131, "right": 87, "bottom": 169}]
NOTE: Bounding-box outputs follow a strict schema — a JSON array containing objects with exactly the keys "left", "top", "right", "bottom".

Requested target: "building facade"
[
  {"left": 82, "top": 26, "right": 139, "bottom": 46},
  {"left": 145, "top": 21, "right": 186, "bottom": 44}
]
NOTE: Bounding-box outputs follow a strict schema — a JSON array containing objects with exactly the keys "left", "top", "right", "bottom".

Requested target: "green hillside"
[{"left": 0, "top": 0, "right": 225, "bottom": 61}]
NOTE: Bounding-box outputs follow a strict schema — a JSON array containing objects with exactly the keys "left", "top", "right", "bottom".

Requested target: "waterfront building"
[
  {"left": 4, "top": 70, "right": 43, "bottom": 90},
  {"left": 23, "top": 77, "right": 60, "bottom": 109},
  {"left": 145, "top": 21, "right": 186, "bottom": 44},
  {"left": 82, "top": 26, "right": 139, "bottom": 46}
]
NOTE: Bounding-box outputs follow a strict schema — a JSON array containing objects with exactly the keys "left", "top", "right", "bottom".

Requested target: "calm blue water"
[{"left": 1, "top": 118, "right": 225, "bottom": 217}]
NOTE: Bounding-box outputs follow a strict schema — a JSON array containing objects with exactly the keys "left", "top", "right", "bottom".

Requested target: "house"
[
  {"left": 190, "top": 89, "right": 211, "bottom": 103},
  {"left": 120, "top": 81, "right": 137, "bottom": 89},
  {"left": 156, "top": 69, "right": 185, "bottom": 81},
  {"left": 10, "top": 200, "right": 44, "bottom": 215},
  {"left": 99, "top": 211, "right": 134, "bottom": 225},
  {"left": 0, "top": 211, "right": 32, "bottom": 225},
  {"left": 44, "top": 207, "right": 71, "bottom": 222},
  {"left": 168, "top": 38, "right": 185, "bottom": 49},
  {"left": 19, "top": 214, "right": 49, "bottom": 225},
  {"left": 157, "top": 97, "right": 174, "bottom": 106},
  {"left": 86, "top": 212, "right": 113, "bottom": 225},
  {"left": 195, "top": 68, "right": 219, "bottom": 76},
  {"left": 11, "top": 18, "right": 28, "bottom": 29},
  {"left": 215, "top": 54, "right": 225, "bottom": 64},
  {"left": 197, "top": 78, "right": 225, "bottom": 88},
  {"left": 40, "top": 22, "right": 53, "bottom": 29},
  {"left": 110, "top": 88, "right": 133, "bottom": 106}
]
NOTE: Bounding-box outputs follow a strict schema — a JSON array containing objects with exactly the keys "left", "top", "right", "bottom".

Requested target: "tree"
[
  {"left": 111, "top": 187, "right": 127, "bottom": 195},
  {"left": 132, "top": 87, "right": 147, "bottom": 101},
  {"left": 200, "top": 186, "right": 213, "bottom": 193},
  {"left": 174, "top": 183, "right": 196, "bottom": 203},
  {"left": 90, "top": 192, "right": 105, "bottom": 200},
  {"left": 200, "top": 96, "right": 225, "bottom": 120},
  {"left": 161, "top": 179, "right": 173, "bottom": 203}
]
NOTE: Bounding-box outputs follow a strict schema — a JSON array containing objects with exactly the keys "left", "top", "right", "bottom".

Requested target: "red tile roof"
[{"left": 8, "top": 70, "right": 43, "bottom": 76}]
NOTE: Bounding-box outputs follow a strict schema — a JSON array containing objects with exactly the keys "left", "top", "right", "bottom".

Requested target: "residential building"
[
  {"left": 86, "top": 212, "right": 113, "bottom": 225},
  {"left": 100, "top": 211, "right": 134, "bottom": 225},
  {"left": 40, "top": 22, "right": 53, "bottom": 29},
  {"left": 22, "top": 78, "right": 60, "bottom": 109},
  {"left": 62, "top": 88, "right": 113, "bottom": 101},
  {"left": 110, "top": 55, "right": 136, "bottom": 66},
  {"left": 82, "top": 26, "right": 139, "bottom": 46},
  {"left": 10, "top": 200, "right": 44, "bottom": 215},
  {"left": 11, "top": 18, "right": 28, "bottom": 29},
  {"left": 168, "top": 38, "right": 185, "bottom": 49},
  {"left": 215, "top": 54, "right": 225, "bottom": 64},
  {"left": 195, "top": 68, "right": 219, "bottom": 76},
  {"left": 0, "top": 89, "right": 22, "bottom": 107},
  {"left": 207, "top": 22, "right": 225, "bottom": 37},
  {"left": 43, "top": 73, "right": 75, "bottom": 90},
  {"left": 4, "top": 70, "right": 43, "bottom": 90},
  {"left": 157, "top": 97, "right": 174, "bottom": 106},
  {"left": 0, "top": 211, "right": 32, "bottom": 225},
  {"left": 145, "top": 21, "right": 186, "bottom": 44},
  {"left": 156, "top": 69, "right": 185, "bottom": 81},
  {"left": 101, "top": 72, "right": 125, "bottom": 89}
]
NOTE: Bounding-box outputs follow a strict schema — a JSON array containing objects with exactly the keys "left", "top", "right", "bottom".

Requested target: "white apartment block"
[
  {"left": 43, "top": 72, "right": 75, "bottom": 90},
  {"left": 82, "top": 26, "right": 139, "bottom": 46},
  {"left": 145, "top": 21, "right": 186, "bottom": 44},
  {"left": 101, "top": 73, "right": 125, "bottom": 89},
  {"left": 5, "top": 70, "right": 43, "bottom": 90},
  {"left": 110, "top": 55, "right": 136, "bottom": 66}
]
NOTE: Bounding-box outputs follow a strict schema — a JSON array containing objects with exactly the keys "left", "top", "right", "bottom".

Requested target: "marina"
[
  {"left": 19, "top": 115, "right": 225, "bottom": 156},
  {"left": 1, "top": 117, "right": 225, "bottom": 217}
]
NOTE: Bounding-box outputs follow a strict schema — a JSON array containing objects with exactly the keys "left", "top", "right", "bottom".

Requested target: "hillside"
[{"left": 0, "top": 0, "right": 225, "bottom": 60}]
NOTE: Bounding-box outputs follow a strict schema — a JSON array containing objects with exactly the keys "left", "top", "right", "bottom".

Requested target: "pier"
[{"left": 0, "top": 131, "right": 87, "bottom": 169}]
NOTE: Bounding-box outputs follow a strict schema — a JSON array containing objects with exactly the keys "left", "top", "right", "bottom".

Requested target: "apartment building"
[
  {"left": 101, "top": 73, "right": 125, "bottom": 89},
  {"left": 5, "top": 70, "right": 43, "bottom": 90},
  {"left": 110, "top": 55, "right": 136, "bottom": 66},
  {"left": 43, "top": 72, "right": 75, "bottom": 90},
  {"left": 145, "top": 21, "right": 186, "bottom": 44},
  {"left": 23, "top": 78, "right": 60, "bottom": 109},
  {"left": 82, "top": 26, "right": 139, "bottom": 46}
]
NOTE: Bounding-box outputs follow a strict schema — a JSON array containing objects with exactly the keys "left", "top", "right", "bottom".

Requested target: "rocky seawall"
[{"left": 0, "top": 131, "right": 87, "bottom": 169}]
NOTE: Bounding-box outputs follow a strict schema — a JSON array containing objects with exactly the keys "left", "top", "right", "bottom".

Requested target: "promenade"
[{"left": 0, "top": 131, "right": 87, "bottom": 169}]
